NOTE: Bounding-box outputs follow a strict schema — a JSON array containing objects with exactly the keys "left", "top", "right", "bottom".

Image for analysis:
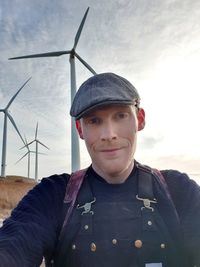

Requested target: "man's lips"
[
  {"left": 100, "top": 148, "right": 120, "bottom": 152},
  {"left": 99, "top": 147, "right": 123, "bottom": 153}
]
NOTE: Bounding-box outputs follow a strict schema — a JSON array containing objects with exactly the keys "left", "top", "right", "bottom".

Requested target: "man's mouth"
[{"left": 101, "top": 148, "right": 121, "bottom": 152}]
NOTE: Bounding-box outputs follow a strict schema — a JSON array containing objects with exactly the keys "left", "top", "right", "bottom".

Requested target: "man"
[{"left": 0, "top": 72, "right": 200, "bottom": 267}]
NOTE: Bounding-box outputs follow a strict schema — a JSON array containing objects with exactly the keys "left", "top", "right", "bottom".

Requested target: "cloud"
[
  {"left": 138, "top": 154, "right": 200, "bottom": 174},
  {"left": 139, "top": 135, "right": 163, "bottom": 149}
]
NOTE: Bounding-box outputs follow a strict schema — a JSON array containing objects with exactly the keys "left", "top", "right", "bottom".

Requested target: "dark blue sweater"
[{"left": 0, "top": 167, "right": 200, "bottom": 266}]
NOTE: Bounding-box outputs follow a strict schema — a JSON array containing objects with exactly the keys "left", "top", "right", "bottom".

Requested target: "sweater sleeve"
[
  {"left": 0, "top": 173, "right": 69, "bottom": 267},
  {"left": 163, "top": 170, "right": 200, "bottom": 265}
]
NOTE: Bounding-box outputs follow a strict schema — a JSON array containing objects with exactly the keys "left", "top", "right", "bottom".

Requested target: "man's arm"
[
  {"left": 0, "top": 173, "right": 69, "bottom": 267},
  {"left": 163, "top": 170, "right": 200, "bottom": 266}
]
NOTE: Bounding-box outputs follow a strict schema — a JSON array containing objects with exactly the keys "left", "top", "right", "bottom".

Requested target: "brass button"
[
  {"left": 160, "top": 243, "right": 166, "bottom": 249},
  {"left": 84, "top": 225, "right": 89, "bottom": 230},
  {"left": 112, "top": 239, "right": 117, "bottom": 245},
  {"left": 72, "top": 244, "right": 76, "bottom": 250},
  {"left": 135, "top": 240, "right": 143, "bottom": 248},
  {"left": 90, "top": 242, "right": 96, "bottom": 252}
]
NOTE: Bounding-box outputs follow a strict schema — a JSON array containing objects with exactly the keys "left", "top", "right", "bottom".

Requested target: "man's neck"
[{"left": 92, "top": 161, "right": 135, "bottom": 184}]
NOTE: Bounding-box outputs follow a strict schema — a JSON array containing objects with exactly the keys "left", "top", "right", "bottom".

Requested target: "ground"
[
  {"left": 0, "top": 176, "right": 45, "bottom": 266},
  {"left": 0, "top": 175, "right": 36, "bottom": 220}
]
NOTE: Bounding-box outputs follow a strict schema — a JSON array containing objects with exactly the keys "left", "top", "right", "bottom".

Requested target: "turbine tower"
[
  {"left": 0, "top": 78, "right": 31, "bottom": 178},
  {"left": 24, "top": 123, "right": 49, "bottom": 182},
  {"left": 9, "top": 7, "right": 97, "bottom": 172}
]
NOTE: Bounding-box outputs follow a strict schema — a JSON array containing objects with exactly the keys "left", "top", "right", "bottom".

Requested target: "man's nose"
[{"left": 100, "top": 122, "right": 117, "bottom": 141}]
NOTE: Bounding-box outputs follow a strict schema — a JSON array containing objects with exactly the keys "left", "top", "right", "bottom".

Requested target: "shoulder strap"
[
  {"left": 136, "top": 161, "right": 176, "bottom": 206},
  {"left": 58, "top": 168, "right": 88, "bottom": 240},
  {"left": 46, "top": 169, "right": 88, "bottom": 267},
  {"left": 152, "top": 168, "right": 175, "bottom": 202},
  {"left": 136, "top": 162, "right": 155, "bottom": 200},
  {"left": 136, "top": 161, "right": 183, "bottom": 241},
  {"left": 136, "top": 161, "right": 180, "bottom": 218}
]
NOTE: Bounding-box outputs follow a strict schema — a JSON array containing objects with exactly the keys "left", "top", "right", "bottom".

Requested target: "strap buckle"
[
  {"left": 136, "top": 195, "right": 157, "bottom": 211},
  {"left": 77, "top": 197, "right": 96, "bottom": 215}
]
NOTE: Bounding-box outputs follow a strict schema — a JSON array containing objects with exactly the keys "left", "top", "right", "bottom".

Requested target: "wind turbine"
[
  {"left": 0, "top": 78, "right": 31, "bottom": 178},
  {"left": 15, "top": 136, "right": 36, "bottom": 178},
  {"left": 9, "top": 7, "right": 97, "bottom": 172},
  {"left": 24, "top": 123, "right": 49, "bottom": 181}
]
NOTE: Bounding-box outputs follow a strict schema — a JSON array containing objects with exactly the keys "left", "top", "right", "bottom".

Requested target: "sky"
[{"left": 0, "top": 0, "right": 200, "bottom": 183}]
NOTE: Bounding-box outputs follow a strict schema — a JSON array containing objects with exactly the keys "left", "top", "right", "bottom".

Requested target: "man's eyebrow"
[{"left": 83, "top": 112, "right": 97, "bottom": 119}]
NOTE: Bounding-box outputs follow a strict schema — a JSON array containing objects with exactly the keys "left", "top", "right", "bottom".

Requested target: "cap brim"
[{"left": 75, "top": 100, "right": 135, "bottom": 119}]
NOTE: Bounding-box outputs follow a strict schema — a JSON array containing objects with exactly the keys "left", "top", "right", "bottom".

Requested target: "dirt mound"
[
  {"left": 0, "top": 176, "right": 37, "bottom": 220},
  {"left": 0, "top": 176, "right": 45, "bottom": 266}
]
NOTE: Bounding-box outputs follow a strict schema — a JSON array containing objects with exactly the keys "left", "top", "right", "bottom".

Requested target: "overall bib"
[{"left": 53, "top": 164, "right": 187, "bottom": 267}]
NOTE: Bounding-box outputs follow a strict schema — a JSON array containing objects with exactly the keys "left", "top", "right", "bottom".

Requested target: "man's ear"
[
  {"left": 137, "top": 108, "right": 145, "bottom": 131},
  {"left": 75, "top": 120, "right": 84, "bottom": 139}
]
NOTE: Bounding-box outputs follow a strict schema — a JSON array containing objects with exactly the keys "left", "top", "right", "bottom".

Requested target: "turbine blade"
[
  {"left": 37, "top": 140, "right": 49, "bottom": 150},
  {"left": 30, "top": 150, "right": 45, "bottom": 155},
  {"left": 15, "top": 152, "right": 29, "bottom": 164},
  {"left": 20, "top": 140, "right": 35, "bottom": 149},
  {"left": 20, "top": 144, "right": 27, "bottom": 150},
  {"left": 38, "top": 152, "right": 47, "bottom": 155},
  {"left": 6, "top": 77, "right": 31, "bottom": 109},
  {"left": 27, "top": 140, "right": 35, "bottom": 146},
  {"left": 9, "top": 51, "right": 71, "bottom": 60},
  {"left": 75, "top": 52, "right": 97, "bottom": 75},
  {"left": 30, "top": 151, "right": 46, "bottom": 155},
  {"left": 35, "top": 122, "right": 38, "bottom": 139},
  {"left": 24, "top": 136, "right": 30, "bottom": 151},
  {"left": 73, "top": 7, "right": 89, "bottom": 50},
  {"left": 7, "top": 113, "right": 26, "bottom": 146},
  {"left": 24, "top": 135, "right": 28, "bottom": 144}
]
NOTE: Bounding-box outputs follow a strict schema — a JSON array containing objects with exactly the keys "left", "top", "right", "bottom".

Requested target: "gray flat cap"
[{"left": 70, "top": 72, "right": 140, "bottom": 119}]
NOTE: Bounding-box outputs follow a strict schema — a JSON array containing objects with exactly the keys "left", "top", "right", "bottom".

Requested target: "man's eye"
[
  {"left": 117, "top": 113, "right": 128, "bottom": 119},
  {"left": 88, "top": 117, "right": 100, "bottom": 124}
]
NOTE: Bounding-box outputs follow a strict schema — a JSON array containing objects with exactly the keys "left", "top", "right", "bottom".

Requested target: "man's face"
[{"left": 77, "top": 104, "right": 145, "bottom": 183}]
